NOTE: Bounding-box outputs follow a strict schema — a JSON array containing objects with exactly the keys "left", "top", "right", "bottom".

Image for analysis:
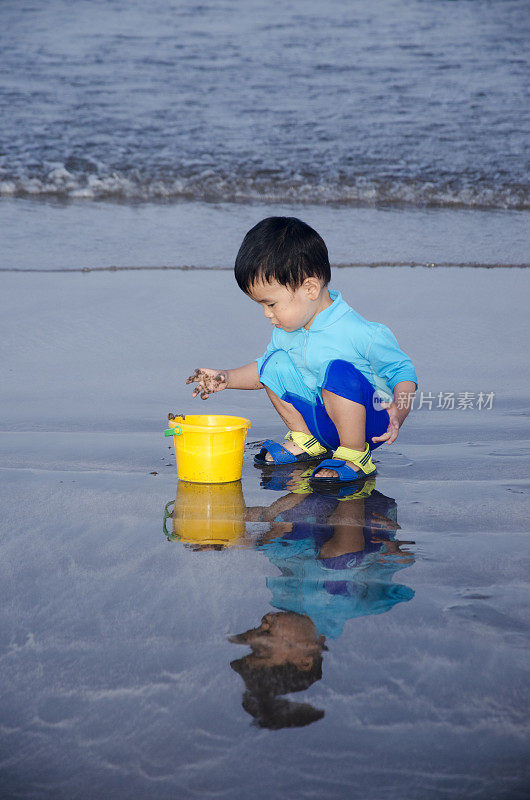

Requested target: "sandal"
[
  {"left": 254, "top": 430, "right": 332, "bottom": 466},
  {"left": 260, "top": 466, "right": 314, "bottom": 493},
  {"left": 309, "top": 443, "right": 377, "bottom": 486}
]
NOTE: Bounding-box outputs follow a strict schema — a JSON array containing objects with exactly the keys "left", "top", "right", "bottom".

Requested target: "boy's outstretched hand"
[{"left": 186, "top": 368, "right": 228, "bottom": 399}]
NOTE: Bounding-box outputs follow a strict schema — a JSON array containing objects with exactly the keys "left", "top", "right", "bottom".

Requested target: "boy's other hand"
[
  {"left": 186, "top": 368, "right": 228, "bottom": 399},
  {"left": 371, "top": 401, "right": 402, "bottom": 445}
]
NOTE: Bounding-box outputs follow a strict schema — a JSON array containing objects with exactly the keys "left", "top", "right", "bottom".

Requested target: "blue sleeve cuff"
[{"left": 388, "top": 371, "right": 418, "bottom": 392}]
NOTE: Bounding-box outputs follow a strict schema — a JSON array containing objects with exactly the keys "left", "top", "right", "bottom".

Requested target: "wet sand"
[
  {"left": 0, "top": 265, "right": 529, "bottom": 799},
  {"left": 1, "top": 198, "right": 529, "bottom": 269}
]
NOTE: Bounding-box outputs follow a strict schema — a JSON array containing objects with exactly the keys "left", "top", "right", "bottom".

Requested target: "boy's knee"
[
  {"left": 260, "top": 349, "right": 296, "bottom": 382},
  {"left": 321, "top": 359, "right": 365, "bottom": 394}
]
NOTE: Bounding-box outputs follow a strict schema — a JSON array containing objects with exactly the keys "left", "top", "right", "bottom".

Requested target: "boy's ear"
[
  {"left": 303, "top": 277, "right": 322, "bottom": 299},
  {"left": 296, "top": 655, "right": 314, "bottom": 672}
]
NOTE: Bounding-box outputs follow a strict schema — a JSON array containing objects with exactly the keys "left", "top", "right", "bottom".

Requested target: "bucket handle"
[
  {"left": 163, "top": 499, "right": 176, "bottom": 539},
  {"left": 164, "top": 426, "right": 181, "bottom": 436}
]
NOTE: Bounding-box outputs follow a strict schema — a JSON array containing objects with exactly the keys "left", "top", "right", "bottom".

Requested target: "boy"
[{"left": 186, "top": 217, "right": 417, "bottom": 485}]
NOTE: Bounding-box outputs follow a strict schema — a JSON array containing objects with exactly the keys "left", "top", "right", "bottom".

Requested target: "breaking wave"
[{"left": 0, "top": 166, "right": 527, "bottom": 209}]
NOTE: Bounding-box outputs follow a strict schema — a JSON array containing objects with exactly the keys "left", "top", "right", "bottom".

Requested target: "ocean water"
[{"left": 0, "top": 0, "right": 528, "bottom": 209}]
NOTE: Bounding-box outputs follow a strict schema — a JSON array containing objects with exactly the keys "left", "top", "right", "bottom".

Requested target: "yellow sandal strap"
[
  {"left": 333, "top": 443, "right": 375, "bottom": 474},
  {"left": 337, "top": 478, "right": 376, "bottom": 500},
  {"left": 285, "top": 430, "right": 328, "bottom": 456},
  {"left": 289, "top": 468, "right": 314, "bottom": 494}
]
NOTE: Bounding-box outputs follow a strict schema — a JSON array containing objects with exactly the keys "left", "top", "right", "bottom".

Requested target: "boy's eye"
[{"left": 268, "top": 303, "right": 275, "bottom": 308}]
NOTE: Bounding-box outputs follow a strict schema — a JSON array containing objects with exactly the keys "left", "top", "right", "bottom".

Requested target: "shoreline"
[{"left": 1, "top": 261, "right": 528, "bottom": 273}]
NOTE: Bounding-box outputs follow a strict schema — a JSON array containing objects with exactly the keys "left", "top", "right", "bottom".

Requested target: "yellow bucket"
[
  {"left": 164, "top": 414, "right": 251, "bottom": 483},
  {"left": 163, "top": 480, "right": 246, "bottom": 547}
]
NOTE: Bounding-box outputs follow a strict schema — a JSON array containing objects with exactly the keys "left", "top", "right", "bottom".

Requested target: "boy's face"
[
  {"left": 230, "top": 612, "right": 324, "bottom": 670},
  {"left": 248, "top": 278, "right": 327, "bottom": 332}
]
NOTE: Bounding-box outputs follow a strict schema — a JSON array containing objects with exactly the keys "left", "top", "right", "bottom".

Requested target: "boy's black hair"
[
  {"left": 231, "top": 653, "right": 323, "bottom": 697},
  {"left": 230, "top": 655, "right": 325, "bottom": 729},
  {"left": 241, "top": 692, "right": 325, "bottom": 729},
  {"left": 234, "top": 216, "right": 331, "bottom": 294}
]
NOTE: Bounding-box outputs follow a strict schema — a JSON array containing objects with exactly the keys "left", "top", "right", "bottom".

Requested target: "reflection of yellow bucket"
[
  {"left": 164, "top": 414, "right": 251, "bottom": 483},
  {"left": 164, "top": 480, "right": 246, "bottom": 547}
]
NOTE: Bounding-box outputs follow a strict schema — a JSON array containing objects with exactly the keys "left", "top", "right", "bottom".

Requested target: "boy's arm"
[
  {"left": 186, "top": 362, "right": 263, "bottom": 399},
  {"left": 364, "top": 324, "right": 418, "bottom": 395},
  {"left": 245, "top": 490, "right": 307, "bottom": 523},
  {"left": 226, "top": 361, "right": 263, "bottom": 390},
  {"left": 361, "top": 323, "right": 417, "bottom": 445},
  {"left": 393, "top": 380, "right": 416, "bottom": 423}
]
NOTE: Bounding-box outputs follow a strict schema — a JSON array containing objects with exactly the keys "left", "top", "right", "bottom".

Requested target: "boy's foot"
[
  {"left": 310, "top": 444, "right": 376, "bottom": 484},
  {"left": 312, "top": 459, "right": 360, "bottom": 478},
  {"left": 264, "top": 440, "right": 304, "bottom": 462},
  {"left": 254, "top": 431, "right": 331, "bottom": 466}
]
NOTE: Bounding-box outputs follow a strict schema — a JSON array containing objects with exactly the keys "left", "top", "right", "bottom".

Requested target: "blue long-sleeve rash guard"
[{"left": 256, "top": 289, "right": 418, "bottom": 402}]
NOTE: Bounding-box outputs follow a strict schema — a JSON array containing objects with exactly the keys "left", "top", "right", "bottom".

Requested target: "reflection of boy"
[
  {"left": 230, "top": 611, "right": 325, "bottom": 729},
  {"left": 257, "top": 490, "right": 415, "bottom": 639}
]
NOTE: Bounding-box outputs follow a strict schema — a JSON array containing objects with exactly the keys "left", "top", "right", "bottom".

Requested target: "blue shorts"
[{"left": 259, "top": 350, "right": 390, "bottom": 451}]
